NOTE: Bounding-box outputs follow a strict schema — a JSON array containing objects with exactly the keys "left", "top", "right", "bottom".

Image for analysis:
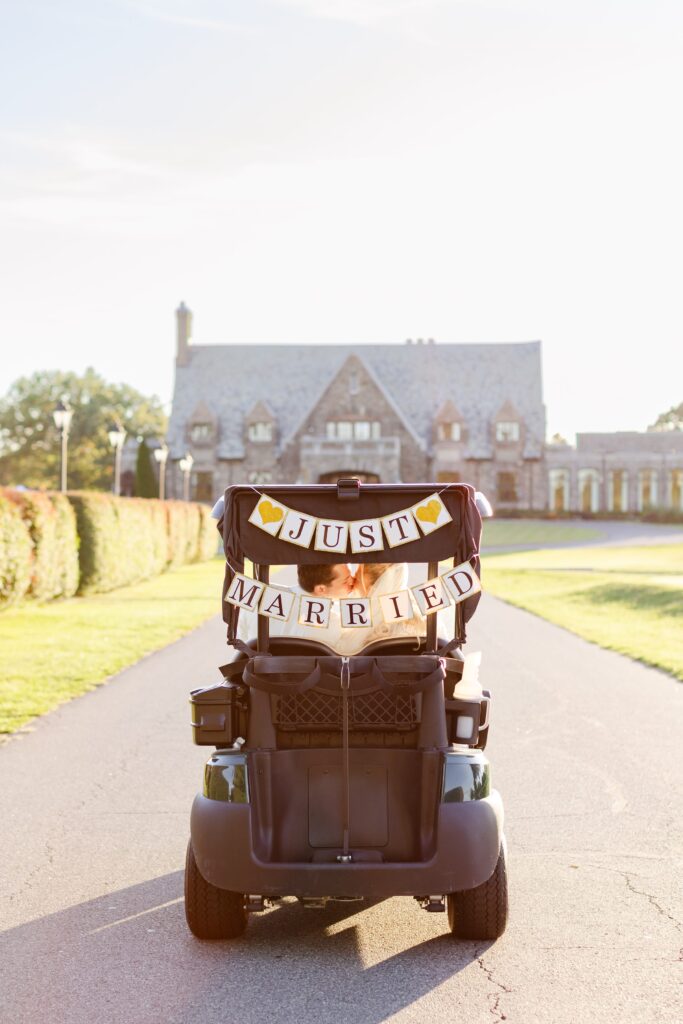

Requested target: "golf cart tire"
[
  {"left": 447, "top": 840, "right": 508, "bottom": 940},
  {"left": 185, "top": 841, "right": 248, "bottom": 940}
]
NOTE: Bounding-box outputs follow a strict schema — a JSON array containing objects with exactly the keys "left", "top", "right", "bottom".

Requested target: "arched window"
[
  {"left": 637, "top": 469, "right": 658, "bottom": 511},
  {"left": 548, "top": 469, "right": 569, "bottom": 512},
  {"left": 669, "top": 469, "right": 683, "bottom": 511},
  {"left": 578, "top": 469, "right": 600, "bottom": 513},
  {"left": 607, "top": 470, "right": 628, "bottom": 512}
]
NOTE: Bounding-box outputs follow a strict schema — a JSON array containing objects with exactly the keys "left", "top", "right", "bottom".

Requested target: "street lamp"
[
  {"left": 108, "top": 423, "right": 127, "bottom": 496},
  {"left": 154, "top": 443, "right": 169, "bottom": 500},
  {"left": 52, "top": 400, "right": 73, "bottom": 493},
  {"left": 179, "top": 452, "right": 194, "bottom": 501}
]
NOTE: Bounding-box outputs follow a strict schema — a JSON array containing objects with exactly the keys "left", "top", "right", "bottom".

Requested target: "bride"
[{"left": 336, "top": 562, "right": 426, "bottom": 655}]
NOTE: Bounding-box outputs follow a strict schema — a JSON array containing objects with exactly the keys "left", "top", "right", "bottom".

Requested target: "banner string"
[{"left": 221, "top": 482, "right": 480, "bottom": 581}]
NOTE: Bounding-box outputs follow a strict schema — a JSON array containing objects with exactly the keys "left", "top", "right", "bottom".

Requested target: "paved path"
[{"left": 1, "top": 600, "right": 681, "bottom": 1024}]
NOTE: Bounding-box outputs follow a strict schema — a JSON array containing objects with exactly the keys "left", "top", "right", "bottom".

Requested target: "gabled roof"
[
  {"left": 494, "top": 399, "right": 521, "bottom": 421},
  {"left": 435, "top": 399, "right": 464, "bottom": 423},
  {"left": 246, "top": 399, "right": 276, "bottom": 423},
  {"left": 166, "top": 341, "right": 545, "bottom": 460},
  {"left": 188, "top": 399, "right": 216, "bottom": 424}
]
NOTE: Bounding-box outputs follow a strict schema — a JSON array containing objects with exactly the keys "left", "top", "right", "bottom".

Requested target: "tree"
[
  {"left": 134, "top": 439, "right": 158, "bottom": 498},
  {"left": 649, "top": 402, "right": 683, "bottom": 432},
  {"left": 0, "top": 368, "right": 167, "bottom": 491}
]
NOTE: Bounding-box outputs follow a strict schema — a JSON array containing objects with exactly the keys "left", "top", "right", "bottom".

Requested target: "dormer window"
[
  {"left": 248, "top": 421, "right": 273, "bottom": 443},
  {"left": 190, "top": 423, "right": 212, "bottom": 444},
  {"left": 496, "top": 421, "right": 520, "bottom": 443},
  {"left": 437, "top": 422, "right": 461, "bottom": 442}
]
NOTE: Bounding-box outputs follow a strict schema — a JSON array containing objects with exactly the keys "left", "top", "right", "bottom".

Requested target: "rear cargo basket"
[{"left": 274, "top": 689, "right": 418, "bottom": 731}]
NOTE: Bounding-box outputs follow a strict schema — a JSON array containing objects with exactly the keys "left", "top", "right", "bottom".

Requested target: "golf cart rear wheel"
[
  {"left": 184, "top": 841, "right": 248, "bottom": 940},
  {"left": 447, "top": 840, "right": 508, "bottom": 940}
]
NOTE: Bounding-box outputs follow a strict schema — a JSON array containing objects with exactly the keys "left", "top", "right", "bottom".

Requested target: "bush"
[
  {"left": 166, "top": 500, "right": 198, "bottom": 567},
  {"left": 50, "top": 493, "right": 80, "bottom": 597},
  {"left": 0, "top": 488, "right": 214, "bottom": 604},
  {"left": 67, "top": 493, "right": 214, "bottom": 595},
  {"left": 1, "top": 489, "right": 79, "bottom": 600},
  {"left": 148, "top": 499, "right": 170, "bottom": 574},
  {"left": 67, "top": 493, "right": 162, "bottom": 593},
  {"left": 198, "top": 503, "right": 219, "bottom": 561},
  {"left": 0, "top": 494, "right": 32, "bottom": 607}
]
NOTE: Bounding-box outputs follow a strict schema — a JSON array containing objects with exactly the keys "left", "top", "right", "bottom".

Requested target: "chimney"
[{"left": 176, "top": 302, "right": 192, "bottom": 367}]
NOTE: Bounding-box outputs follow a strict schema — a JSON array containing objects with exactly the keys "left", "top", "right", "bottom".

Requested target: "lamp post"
[
  {"left": 179, "top": 452, "right": 194, "bottom": 501},
  {"left": 52, "top": 400, "right": 73, "bottom": 492},
  {"left": 154, "top": 443, "right": 169, "bottom": 500},
  {"left": 108, "top": 423, "right": 127, "bottom": 496}
]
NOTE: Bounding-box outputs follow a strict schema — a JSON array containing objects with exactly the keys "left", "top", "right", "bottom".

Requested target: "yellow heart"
[
  {"left": 259, "top": 500, "right": 283, "bottom": 525},
  {"left": 416, "top": 499, "right": 442, "bottom": 524}
]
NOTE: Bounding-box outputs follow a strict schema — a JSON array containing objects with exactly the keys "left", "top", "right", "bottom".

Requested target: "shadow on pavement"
[{"left": 1, "top": 870, "right": 488, "bottom": 1024}]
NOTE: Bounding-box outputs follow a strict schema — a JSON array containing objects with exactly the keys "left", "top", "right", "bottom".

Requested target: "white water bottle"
[{"left": 452, "top": 651, "right": 483, "bottom": 741}]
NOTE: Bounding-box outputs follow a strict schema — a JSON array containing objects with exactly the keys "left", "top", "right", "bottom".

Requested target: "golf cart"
[{"left": 185, "top": 480, "right": 507, "bottom": 940}]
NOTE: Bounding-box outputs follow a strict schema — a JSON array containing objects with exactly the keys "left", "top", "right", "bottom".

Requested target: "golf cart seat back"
[
  {"left": 217, "top": 481, "right": 483, "bottom": 652},
  {"left": 215, "top": 636, "right": 469, "bottom": 750}
]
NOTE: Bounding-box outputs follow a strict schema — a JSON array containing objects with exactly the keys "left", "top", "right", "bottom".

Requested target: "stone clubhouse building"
[{"left": 165, "top": 303, "right": 683, "bottom": 515}]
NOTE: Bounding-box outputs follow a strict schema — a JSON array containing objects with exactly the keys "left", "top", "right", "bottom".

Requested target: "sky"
[{"left": 1, "top": 0, "right": 682, "bottom": 441}]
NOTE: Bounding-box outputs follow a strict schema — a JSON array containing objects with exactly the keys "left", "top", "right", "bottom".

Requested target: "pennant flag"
[
  {"left": 340, "top": 597, "right": 372, "bottom": 628},
  {"left": 441, "top": 560, "right": 482, "bottom": 604},
  {"left": 259, "top": 584, "right": 297, "bottom": 621},
  {"left": 381, "top": 507, "right": 421, "bottom": 548},
  {"left": 411, "top": 576, "right": 450, "bottom": 615},
  {"left": 225, "top": 572, "right": 265, "bottom": 611},
  {"left": 281, "top": 508, "right": 318, "bottom": 548},
  {"left": 248, "top": 494, "right": 288, "bottom": 536},
  {"left": 349, "top": 518, "right": 384, "bottom": 554},
  {"left": 298, "top": 595, "right": 332, "bottom": 628},
  {"left": 379, "top": 589, "right": 416, "bottom": 624},
  {"left": 410, "top": 492, "right": 453, "bottom": 535},
  {"left": 314, "top": 518, "right": 349, "bottom": 554}
]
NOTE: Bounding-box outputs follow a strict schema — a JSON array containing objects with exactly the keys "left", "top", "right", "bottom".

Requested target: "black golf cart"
[{"left": 185, "top": 481, "right": 507, "bottom": 940}]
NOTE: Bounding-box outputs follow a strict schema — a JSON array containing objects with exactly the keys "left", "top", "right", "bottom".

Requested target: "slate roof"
[
  {"left": 166, "top": 341, "right": 545, "bottom": 460},
  {"left": 577, "top": 431, "right": 683, "bottom": 454}
]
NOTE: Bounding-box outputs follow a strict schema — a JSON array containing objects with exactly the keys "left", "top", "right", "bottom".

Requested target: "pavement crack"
[
  {"left": 475, "top": 947, "right": 512, "bottom": 1022},
  {"left": 619, "top": 871, "right": 682, "bottom": 934}
]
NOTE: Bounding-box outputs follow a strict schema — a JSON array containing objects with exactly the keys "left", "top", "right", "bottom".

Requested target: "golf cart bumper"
[{"left": 190, "top": 790, "right": 504, "bottom": 898}]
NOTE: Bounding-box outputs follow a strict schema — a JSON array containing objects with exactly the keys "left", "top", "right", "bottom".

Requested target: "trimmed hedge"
[
  {"left": 0, "top": 494, "right": 33, "bottom": 607},
  {"left": 166, "top": 500, "right": 200, "bottom": 568},
  {"left": 198, "top": 503, "right": 219, "bottom": 561},
  {"left": 67, "top": 493, "right": 216, "bottom": 595},
  {"left": 2, "top": 489, "right": 79, "bottom": 601},
  {"left": 0, "top": 489, "right": 216, "bottom": 607}
]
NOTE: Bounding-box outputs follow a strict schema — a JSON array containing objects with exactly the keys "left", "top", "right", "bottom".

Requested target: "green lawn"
[
  {"left": 483, "top": 544, "right": 683, "bottom": 680},
  {"left": 0, "top": 559, "right": 224, "bottom": 736},
  {"left": 481, "top": 519, "right": 604, "bottom": 549}
]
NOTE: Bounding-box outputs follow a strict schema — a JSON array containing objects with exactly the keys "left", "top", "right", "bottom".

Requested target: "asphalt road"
[{"left": 1, "top": 597, "right": 681, "bottom": 1024}]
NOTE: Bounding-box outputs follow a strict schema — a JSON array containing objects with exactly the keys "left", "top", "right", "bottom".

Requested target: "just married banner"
[
  {"left": 248, "top": 491, "right": 453, "bottom": 554},
  {"left": 224, "top": 560, "right": 482, "bottom": 630}
]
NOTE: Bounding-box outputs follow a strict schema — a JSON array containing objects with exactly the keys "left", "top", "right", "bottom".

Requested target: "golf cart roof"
[{"left": 220, "top": 481, "right": 482, "bottom": 567}]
